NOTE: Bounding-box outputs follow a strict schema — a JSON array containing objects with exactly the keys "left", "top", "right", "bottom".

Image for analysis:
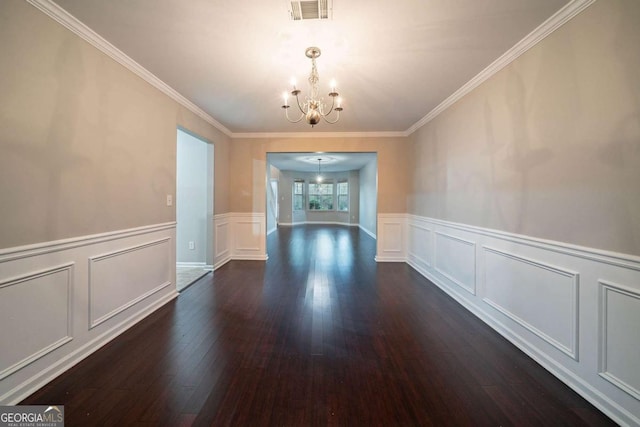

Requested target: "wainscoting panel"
[
  {"left": 434, "top": 232, "right": 476, "bottom": 295},
  {"left": 376, "top": 214, "right": 406, "bottom": 262},
  {"left": 213, "top": 213, "right": 231, "bottom": 269},
  {"left": 405, "top": 214, "right": 640, "bottom": 426},
  {"left": 599, "top": 280, "right": 640, "bottom": 401},
  {"left": 407, "top": 222, "right": 432, "bottom": 270},
  {"left": 0, "top": 264, "right": 73, "bottom": 381},
  {"left": 88, "top": 238, "right": 172, "bottom": 329},
  {"left": 483, "top": 246, "right": 579, "bottom": 360},
  {"left": 0, "top": 223, "right": 177, "bottom": 405},
  {"left": 231, "top": 213, "right": 267, "bottom": 261}
]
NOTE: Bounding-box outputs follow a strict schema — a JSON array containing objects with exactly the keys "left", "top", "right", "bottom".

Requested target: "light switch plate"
[{"left": 166, "top": 195, "right": 173, "bottom": 206}]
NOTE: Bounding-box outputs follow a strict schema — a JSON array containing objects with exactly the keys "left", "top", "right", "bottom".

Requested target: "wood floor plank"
[{"left": 21, "top": 225, "right": 616, "bottom": 426}]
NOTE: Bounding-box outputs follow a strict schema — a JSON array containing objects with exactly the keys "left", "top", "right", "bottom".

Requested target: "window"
[
  {"left": 337, "top": 181, "right": 349, "bottom": 211},
  {"left": 293, "top": 180, "right": 305, "bottom": 210},
  {"left": 308, "top": 182, "right": 333, "bottom": 210}
]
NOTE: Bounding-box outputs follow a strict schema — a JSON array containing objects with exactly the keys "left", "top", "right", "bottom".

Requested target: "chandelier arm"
[
  {"left": 284, "top": 107, "right": 305, "bottom": 123},
  {"left": 294, "top": 93, "right": 306, "bottom": 115},
  {"left": 321, "top": 95, "right": 335, "bottom": 116},
  {"left": 322, "top": 110, "right": 340, "bottom": 124}
]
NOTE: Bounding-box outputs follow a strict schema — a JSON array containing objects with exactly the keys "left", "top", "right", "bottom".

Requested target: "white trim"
[
  {"left": 25, "top": 0, "right": 232, "bottom": 137},
  {"left": 279, "top": 221, "right": 358, "bottom": 227},
  {"left": 176, "top": 262, "right": 207, "bottom": 268},
  {"left": 25, "top": 0, "right": 595, "bottom": 140},
  {"left": 598, "top": 280, "right": 640, "bottom": 401},
  {"left": 233, "top": 254, "right": 269, "bottom": 261},
  {"left": 406, "top": 256, "right": 636, "bottom": 427},
  {"left": 374, "top": 255, "right": 406, "bottom": 262},
  {"left": 213, "top": 256, "right": 232, "bottom": 270},
  {"left": 407, "top": 215, "right": 640, "bottom": 271},
  {"left": 405, "top": 213, "right": 640, "bottom": 426},
  {"left": 0, "top": 264, "right": 75, "bottom": 381},
  {"left": 405, "top": 0, "right": 596, "bottom": 135},
  {"left": 88, "top": 237, "right": 173, "bottom": 329},
  {"left": 0, "top": 291, "right": 177, "bottom": 405},
  {"left": 359, "top": 225, "right": 376, "bottom": 239},
  {"left": 482, "top": 246, "right": 580, "bottom": 360},
  {"left": 0, "top": 222, "right": 176, "bottom": 263},
  {"left": 231, "top": 131, "right": 408, "bottom": 139},
  {"left": 213, "top": 212, "right": 233, "bottom": 220},
  {"left": 433, "top": 231, "right": 477, "bottom": 295},
  {"left": 89, "top": 281, "right": 171, "bottom": 329}
]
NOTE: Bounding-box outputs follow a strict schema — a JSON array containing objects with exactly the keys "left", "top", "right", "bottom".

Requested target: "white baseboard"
[
  {"left": 0, "top": 223, "right": 177, "bottom": 404},
  {"left": 403, "top": 214, "right": 640, "bottom": 426},
  {"left": 1, "top": 290, "right": 177, "bottom": 404},
  {"left": 176, "top": 262, "right": 206, "bottom": 268},
  {"left": 278, "top": 221, "right": 358, "bottom": 227},
  {"left": 233, "top": 254, "right": 268, "bottom": 261},
  {"left": 359, "top": 224, "right": 376, "bottom": 239},
  {"left": 213, "top": 256, "right": 231, "bottom": 270}
]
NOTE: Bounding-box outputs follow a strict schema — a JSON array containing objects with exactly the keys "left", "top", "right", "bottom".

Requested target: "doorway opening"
[
  {"left": 176, "top": 128, "right": 214, "bottom": 291},
  {"left": 265, "top": 152, "right": 378, "bottom": 257}
]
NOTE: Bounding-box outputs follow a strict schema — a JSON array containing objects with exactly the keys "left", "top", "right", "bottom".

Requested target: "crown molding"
[
  {"left": 231, "top": 131, "right": 408, "bottom": 139},
  {"left": 26, "top": 0, "right": 233, "bottom": 138},
  {"left": 405, "top": 0, "right": 597, "bottom": 136},
  {"left": 26, "top": 0, "right": 595, "bottom": 140}
]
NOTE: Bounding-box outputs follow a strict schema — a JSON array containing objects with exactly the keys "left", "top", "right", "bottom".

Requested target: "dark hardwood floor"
[{"left": 23, "top": 225, "right": 615, "bottom": 426}]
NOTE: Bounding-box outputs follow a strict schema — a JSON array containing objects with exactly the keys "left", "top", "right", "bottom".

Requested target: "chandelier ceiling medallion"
[{"left": 282, "top": 47, "right": 343, "bottom": 127}]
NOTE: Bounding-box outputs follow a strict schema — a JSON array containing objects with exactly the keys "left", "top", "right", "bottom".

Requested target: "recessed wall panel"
[
  {"left": 89, "top": 238, "right": 171, "bottom": 328},
  {"left": 235, "top": 221, "right": 262, "bottom": 251},
  {"left": 0, "top": 265, "right": 73, "bottom": 379},
  {"left": 483, "top": 247, "right": 579, "bottom": 359},
  {"left": 434, "top": 232, "right": 476, "bottom": 294},
  {"left": 599, "top": 281, "right": 640, "bottom": 400},
  {"left": 215, "top": 220, "right": 230, "bottom": 257},
  {"left": 408, "top": 224, "right": 432, "bottom": 267}
]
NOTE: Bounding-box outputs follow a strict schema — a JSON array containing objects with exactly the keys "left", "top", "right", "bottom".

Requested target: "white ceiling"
[
  {"left": 50, "top": 0, "right": 569, "bottom": 134},
  {"left": 268, "top": 152, "right": 376, "bottom": 173}
]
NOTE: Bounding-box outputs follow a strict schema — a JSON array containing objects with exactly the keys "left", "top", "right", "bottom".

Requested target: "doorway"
[
  {"left": 265, "top": 152, "right": 378, "bottom": 258},
  {"left": 176, "top": 128, "right": 214, "bottom": 291}
]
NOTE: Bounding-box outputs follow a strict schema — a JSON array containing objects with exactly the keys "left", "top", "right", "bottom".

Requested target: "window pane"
[
  {"left": 293, "top": 180, "right": 304, "bottom": 210},
  {"left": 338, "top": 195, "right": 348, "bottom": 211},
  {"left": 308, "top": 182, "right": 333, "bottom": 210},
  {"left": 337, "top": 182, "right": 348, "bottom": 195},
  {"left": 337, "top": 182, "right": 348, "bottom": 211}
]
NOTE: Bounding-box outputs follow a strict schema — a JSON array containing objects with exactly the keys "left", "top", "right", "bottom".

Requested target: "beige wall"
[
  {"left": 0, "top": 1, "right": 230, "bottom": 249},
  {"left": 230, "top": 137, "right": 408, "bottom": 215},
  {"left": 407, "top": 0, "right": 640, "bottom": 256}
]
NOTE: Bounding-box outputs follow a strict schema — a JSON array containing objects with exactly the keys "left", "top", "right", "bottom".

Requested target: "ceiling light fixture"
[
  {"left": 316, "top": 158, "right": 323, "bottom": 182},
  {"left": 282, "top": 47, "right": 343, "bottom": 127}
]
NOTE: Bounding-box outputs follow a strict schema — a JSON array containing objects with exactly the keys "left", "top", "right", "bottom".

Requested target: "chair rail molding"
[
  {"left": 0, "top": 223, "right": 178, "bottom": 405},
  {"left": 405, "top": 214, "right": 640, "bottom": 426}
]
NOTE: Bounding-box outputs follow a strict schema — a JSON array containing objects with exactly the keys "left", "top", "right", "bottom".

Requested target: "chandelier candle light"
[{"left": 282, "top": 47, "right": 343, "bottom": 127}]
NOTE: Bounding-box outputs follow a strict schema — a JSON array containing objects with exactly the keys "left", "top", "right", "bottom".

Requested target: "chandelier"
[{"left": 281, "top": 47, "right": 343, "bottom": 127}]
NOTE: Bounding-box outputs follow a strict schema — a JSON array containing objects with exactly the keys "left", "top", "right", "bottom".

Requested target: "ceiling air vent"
[{"left": 289, "top": 0, "right": 332, "bottom": 21}]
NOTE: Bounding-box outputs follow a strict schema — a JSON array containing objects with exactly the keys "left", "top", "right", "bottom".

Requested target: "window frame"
[
  {"left": 337, "top": 180, "right": 349, "bottom": 212},
  {"left": 308, "top": 181, "right": 334, "bottom": 211},
  {"left": 293, "top": 179, "right": 305, "bottom": 211}
]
